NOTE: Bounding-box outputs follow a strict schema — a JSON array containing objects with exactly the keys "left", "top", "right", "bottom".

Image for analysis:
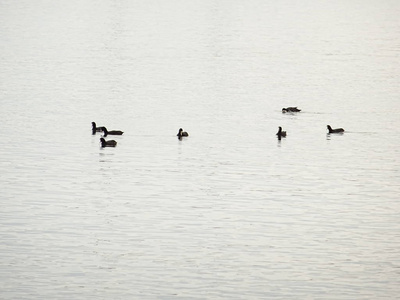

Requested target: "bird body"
[
  {"left": 177, "top": 128, "right": 189, "bottom": 139},
  {"left": 276, "top": 126, "right": 287, "bottom": 139},
  {"left": 282, "top": 107, "right": 301, "bottom": 113},
  {"left": 327, "top": 125, "right": 344, "bottom": 133},
  {"left": 102, "top": 127, "right": 124, "bottom": 137},
  {"left": 100, "top": 138, "right": 117, "bottom": 147}
]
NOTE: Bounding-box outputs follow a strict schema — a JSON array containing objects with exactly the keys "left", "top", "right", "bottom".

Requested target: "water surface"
[{"left": 1, "top": 0, "right": 400, "bottom": 299}]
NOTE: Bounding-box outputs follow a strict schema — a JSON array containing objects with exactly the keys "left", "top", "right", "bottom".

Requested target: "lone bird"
[
  {"left": 100, "top": 138, "right": 117, "bottom": 147},
  {"left": 102, "top": 127, "right": 124, "bottom": 137},
  {"left": 177, "top": 128, "right": 189, "bottom": 139},
  {"left": 327, "top": 125, "right": 344, "bottom": 134},
  {"left": 276, "top": 126, "right": 287, "bottom": 139},
  {"left": 282, "top": 107, "right": 301, "bottom": 113},
  {"left": 92, "top": 122, "right": 103, "bottom": 134}
]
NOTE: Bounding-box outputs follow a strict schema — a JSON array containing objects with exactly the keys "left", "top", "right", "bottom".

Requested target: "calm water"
[{"left": 1, "top": 0, "right": 400, "bottom": 299}]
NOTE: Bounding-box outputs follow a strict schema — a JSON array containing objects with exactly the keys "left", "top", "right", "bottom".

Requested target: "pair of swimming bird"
[
  {"left": 92, "top": 122, "right": 123, "bottom": 147},
  {"left": 276, "top": 125, "right": 345, "bottom": 139}
]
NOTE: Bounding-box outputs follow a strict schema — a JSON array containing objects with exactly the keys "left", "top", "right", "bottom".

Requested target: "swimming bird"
[
  {"left": 102, "top": 127, "right": 124, "bottom": 137},
  {"left": 282, "top": 107, "right": 301, "bottom": 113},
  {"left": 92, "top": 122, "right": 103, "bottom": 134},
  {"left": 327, "top": 125, "right": 344, "bottom": 133},
  {"left": 276, "top": 126, "right": 287, "bottom": 139},
  {"left": 100, "top": 138, "right": 117, "bottom": 147},
  {"left": 177, "top": 128, "right": 189, "bottom": 139}
]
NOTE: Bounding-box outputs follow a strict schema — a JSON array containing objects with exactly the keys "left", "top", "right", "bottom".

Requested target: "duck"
[
  {"left": 276, "top": 126, "right": 287, "bottom": 139},
  {"left": 177, "top": 128, "right": 189, "bottom": 139},
  {"left": 92, "top": 122, "right": 103, "bottom": 134},
  {"left": 282, "top": 107, "right": 301, "bottom": 113},
  {"left": 327, "top": 125, "right": 344, "bottom": 133},
  {"left": 102, "top": 127, "right": 124, "bottom": 137},
  {"left": 100, "top": 138, "right": 117, "bottom": 147}
]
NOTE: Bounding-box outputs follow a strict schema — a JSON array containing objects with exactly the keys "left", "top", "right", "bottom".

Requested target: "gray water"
[{"left": 1, "top": 0, "right": 400, "bottom": 299}]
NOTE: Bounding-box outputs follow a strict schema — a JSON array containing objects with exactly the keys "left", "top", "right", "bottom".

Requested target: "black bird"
[
  {"left": 177, "top": 128, "right": 189, "bottom": 139},
  {"left": 327, "top": 125, "right": 344, "bottom": 133},
  {"left": 100, "top": 138, "right": 117, "bottom": 147},
  {"left": 92, "top": 122, "right": 103, "bottom": 134},
  {"left": 102, "top": 127, "right": 124, "bottom": 137},
  {"left": 276, "top": 126, "right": 287, "bottom": 139},
  {"left": 282, "top": 107, "right": 301, "bottom": 113}
]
